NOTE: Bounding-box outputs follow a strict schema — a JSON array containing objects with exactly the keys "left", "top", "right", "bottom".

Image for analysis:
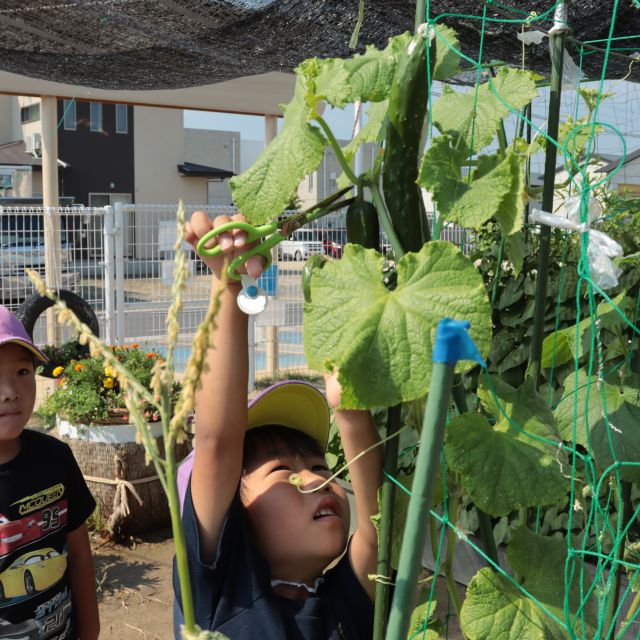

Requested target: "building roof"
[
  {"left": 0, "top": 140, "right": 69, "bottom": 169},
  {"left": 0, "top": 140, "right": 35, "bottom": 166},
  {"left": 177, "top": 162, "right": 234, "bottom": 179},
  {"left": 600, "top": 148, "right": 640, "bottom": 173}
]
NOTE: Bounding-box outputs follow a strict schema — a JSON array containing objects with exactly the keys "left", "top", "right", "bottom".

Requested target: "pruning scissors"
[{"left": 196, "top": 187, "right": 353, "bottom": 280}]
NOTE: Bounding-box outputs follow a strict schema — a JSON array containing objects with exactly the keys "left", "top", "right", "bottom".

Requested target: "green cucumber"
[
  {"left": 346, "top": 200, "right": 380, "bottom": 250},
  {"left": 382, "top": 28, "right": 436, "bottom": 253},
  {"left": 302, "top": 255, "right": 328, "bottom": 303}
]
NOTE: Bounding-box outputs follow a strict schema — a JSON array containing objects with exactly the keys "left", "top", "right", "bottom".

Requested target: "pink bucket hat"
[
  {"left": 0, "top": 305, "right": 47, "bottom": 362},
  {"left": 177, "top": 380, "right": 330, "bottom": 510}
]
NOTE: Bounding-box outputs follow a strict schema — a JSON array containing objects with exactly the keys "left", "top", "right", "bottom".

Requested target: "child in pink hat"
[{"left": 0, "top": 305, "right": 99, "bottom": 639}]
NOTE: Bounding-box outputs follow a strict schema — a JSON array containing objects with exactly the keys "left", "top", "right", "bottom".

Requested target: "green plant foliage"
[
  {"left": 229, "top": 72, "right": 328, "bottom": 224},
  {"left": 446, "top": 379, "right": 569, "bottom": 516},
  {"left": 36, "top": 345, "right": 181, "bottom": 427},
  {"left": 418, "top": 137, "right": 525, "bottom": 237},
  {"left": 432, "top": 24, "right": 462, "bottom": 81},
  {"left": 555, "top": 370, "right": 640, "bottom": 483},
  {"left": 432, "top": 67, "right": 538, "bottom": 152},
  {"left": 460, "top": 527, "right": 596, "bottom": 639},
  {"left": 303, "top": 242, "right": 492, "bottom": 409}
]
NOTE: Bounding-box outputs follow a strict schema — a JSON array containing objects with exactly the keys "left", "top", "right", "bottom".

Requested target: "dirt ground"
[{"left": 92, "top": 529, "right": 175, "bottom": 640}]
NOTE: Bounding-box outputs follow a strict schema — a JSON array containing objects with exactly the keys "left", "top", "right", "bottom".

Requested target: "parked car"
[
  {"left": 0, "top": 233, "right": 71, "bottom": 277},
  {"left": 0, "top": 547, "right": 67, "bottom": 599},
  {"left": 279, "top": 229, "right": 324, "bottom": 261},
  {"left": 0, "top": 503, "right": 68, "bottom": 558}
]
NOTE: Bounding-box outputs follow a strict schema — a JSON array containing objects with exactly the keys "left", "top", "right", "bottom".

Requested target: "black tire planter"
[{"left": 15, "top": 290, "right": 100, "bottom": 378}]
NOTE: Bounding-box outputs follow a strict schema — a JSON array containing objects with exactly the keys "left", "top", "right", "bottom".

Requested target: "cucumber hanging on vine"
[
  {"left": 302, "top": 254, "right": 328, "bottom": 303},
  {"left": 346, "top": 178, "right": 380, "bottom": 250},
  {"left": 382, "top": 26, "right": 436, "bottom": 253}
]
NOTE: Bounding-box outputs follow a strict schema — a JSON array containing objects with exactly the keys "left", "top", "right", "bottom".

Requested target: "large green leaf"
[
  {"left": 555, "top": 370, "right": 640, "bottom": 482},
  {"left": 461, "top": 527, "right": 596, "bottom": 639},
  {"left": 446, "top": 379, "right": 568, "bottom": 516},
  {"left": 229, "top": 71, "right": 327, "bottom": 223},
  {"left": 302, "top": 34, "right": 409, "bottom": 109},
  {"left": 432, "top": 67, "right": 538, "bottom": 151},
  {"left": 419, "top": 137, "right": 526, "bottom": 236},
  {"left": 303, "top": 242, "right": 491, "bottom": 409}
]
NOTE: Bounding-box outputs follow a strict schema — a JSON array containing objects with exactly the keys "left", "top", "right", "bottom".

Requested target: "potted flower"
[{"left": 36, "top": 344, "right": 190, "bottom": 536}]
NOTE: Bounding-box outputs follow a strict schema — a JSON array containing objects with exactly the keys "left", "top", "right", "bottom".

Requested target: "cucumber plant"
[{"left": 228, "top": 17, "right": 640, "bottom": 640}]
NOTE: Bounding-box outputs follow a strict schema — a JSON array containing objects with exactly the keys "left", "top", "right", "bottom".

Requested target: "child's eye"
[
  {"left": 270, "top": 465, "right": 291, "bottom": 473},
  {"left": 17, "top": 368, "right": 32, "bottom": 376},
  {"left": 312, "top": 464, "right": 330, "bottom": 474}
]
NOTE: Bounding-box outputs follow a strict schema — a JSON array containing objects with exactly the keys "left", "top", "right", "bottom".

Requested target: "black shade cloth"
[{"left": 0, "top": 1, "right": 638, "bottom": 90}]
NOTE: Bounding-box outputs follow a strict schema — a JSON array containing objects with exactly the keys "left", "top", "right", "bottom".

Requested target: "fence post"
[
  {"left": 103, "top": 206, "right": 116, "bottom": 345},
  {"left": 43, "top": 206, "right": 62, "bottom": 344},
  {"left": 114, "top": 202, "right": 126, "bottom": 344}
]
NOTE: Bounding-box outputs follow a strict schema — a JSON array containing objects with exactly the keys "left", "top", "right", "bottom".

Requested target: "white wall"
[{"left": 608, "top": 156, "right": 640, "bottom": 195}]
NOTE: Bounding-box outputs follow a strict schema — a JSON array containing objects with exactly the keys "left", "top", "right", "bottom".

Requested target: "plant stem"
[
  {"left": 443, "top": 494, "right": 464, "bottom": 621},
  {"left": 386, "top": 360, "right": 455, "bottom": 640},
  {"left": 414, "top": 0, "right": 425, "bottom": 30},
  {"left": 529, "top": 20, "right": 568, "bottom": 387},
  {"left": 619, "top": 588, "right": 640, "bottom": 638},
  {"left": 491, "top": 236, "right": 506, "bottom": 308},
  {"left": 370, "top": 180, "right": 406, "bottom": 259},
  {"left": 605, "top": 481, "right": 632, "bottom": 636},
  {"left": 315, "top": 115, "right": 358, "bottom": 185},
  {"left": 165, "top": 451, "right": 197, "bottom": 633},
  {"left": 373, "top": 405, "right": 402, "bottom": 640}
]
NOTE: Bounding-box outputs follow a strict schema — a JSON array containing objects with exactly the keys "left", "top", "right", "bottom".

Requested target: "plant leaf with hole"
[{"left": 304, "top": 242, "right": 491, "bottom": 409}]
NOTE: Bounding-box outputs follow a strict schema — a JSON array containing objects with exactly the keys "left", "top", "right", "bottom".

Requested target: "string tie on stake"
[{"left": 530, "top": 196, "right": 623, "bottom": 290}]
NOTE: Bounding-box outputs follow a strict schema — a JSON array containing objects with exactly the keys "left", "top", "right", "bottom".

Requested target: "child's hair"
[{"left": 242, "top": 424, "right": 325, "bottom": 472}]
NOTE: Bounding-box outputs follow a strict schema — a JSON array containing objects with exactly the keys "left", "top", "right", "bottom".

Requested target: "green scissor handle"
[{"left": 195, "top": 220, "right": 284, "bottom": 280}]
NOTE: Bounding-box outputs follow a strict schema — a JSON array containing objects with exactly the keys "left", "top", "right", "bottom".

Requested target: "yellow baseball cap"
[{"left": 247, "top": 380, "right": 330, "bottom": 451}]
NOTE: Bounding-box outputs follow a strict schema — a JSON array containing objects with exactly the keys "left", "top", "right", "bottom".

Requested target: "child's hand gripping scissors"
[{"left": 195, "top": 188, "right": 353, "bottom": 314}]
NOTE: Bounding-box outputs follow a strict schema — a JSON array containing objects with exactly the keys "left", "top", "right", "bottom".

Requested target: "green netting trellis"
[{"left": 381, "top": 2, "right": 640, "bottom": 639}]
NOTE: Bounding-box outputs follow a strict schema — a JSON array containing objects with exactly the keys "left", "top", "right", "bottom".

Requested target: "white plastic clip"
[{"left": 237, "top": 274, "right": 268, "bottom": 315}]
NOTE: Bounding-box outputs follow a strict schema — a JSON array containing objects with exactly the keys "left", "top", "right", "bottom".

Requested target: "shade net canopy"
[{"left": 0, "top": 1, "right": 639, "bottom": 91}]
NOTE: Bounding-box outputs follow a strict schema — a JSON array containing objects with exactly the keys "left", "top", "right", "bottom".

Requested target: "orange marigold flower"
[
  {"left": 131, "top": 343, "right": 140, "bottom": 349},
  {"left": 146, "top": 352, "right": 157, "bottom": 359},
  {"left": 74, "top": 364, "right": 84, "bottom": 372},
  {"left": 52, "top": 366, "right": 64, "bottom": 377}
]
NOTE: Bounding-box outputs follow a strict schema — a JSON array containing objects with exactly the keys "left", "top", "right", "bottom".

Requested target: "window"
[
  {"left": 89, "top": 193, "right": 132, "bottom": 207},
  {"left": 63, "top": 100, "right": 76, "bottom": 130},
  {"left": 90, "top": 102, "right": 102, "bottom": 132},
  {"left": 115, "top": 104, "right": 128, "bottom": 134},
  {"left": 20, "top": 103, "right": 40, "bottom": 123}
]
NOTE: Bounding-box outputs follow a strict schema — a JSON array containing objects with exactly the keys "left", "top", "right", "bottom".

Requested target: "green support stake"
[
  {"left": 529, "top": 2, "right": 570, "bottom": 386},
  {"left": 373, "top": 405, "right": 402, "bottom": 640},
  {"left": 385, "top": 320, "right": 485, "bottom": 640}
]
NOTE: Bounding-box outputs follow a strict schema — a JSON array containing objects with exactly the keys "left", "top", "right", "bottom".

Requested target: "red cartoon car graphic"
[{"left": 0, "top": 503, "right": 68, "bottom": 557}]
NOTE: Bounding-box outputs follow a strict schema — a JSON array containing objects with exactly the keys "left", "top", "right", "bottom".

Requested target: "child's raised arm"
[
  {"left": 185, "top": 212, "right": 264, "bottom": 563},
  {"left": 325, "top": 373, "right": 382, "bottom": 600}
]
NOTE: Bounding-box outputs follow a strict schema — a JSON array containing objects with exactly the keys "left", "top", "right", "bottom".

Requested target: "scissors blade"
[{"left": 280, "top": 186, "right": 352, "bottom": 237}]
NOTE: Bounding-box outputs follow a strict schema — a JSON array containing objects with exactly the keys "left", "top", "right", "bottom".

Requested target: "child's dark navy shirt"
[{"left": 173, "top": 478, "right": 374, "bottom": 639}]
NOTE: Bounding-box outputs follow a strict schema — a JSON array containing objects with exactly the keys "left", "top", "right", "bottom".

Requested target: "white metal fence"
[{"left": 1, "top": 204, "right": 472, "bottom": 383}]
